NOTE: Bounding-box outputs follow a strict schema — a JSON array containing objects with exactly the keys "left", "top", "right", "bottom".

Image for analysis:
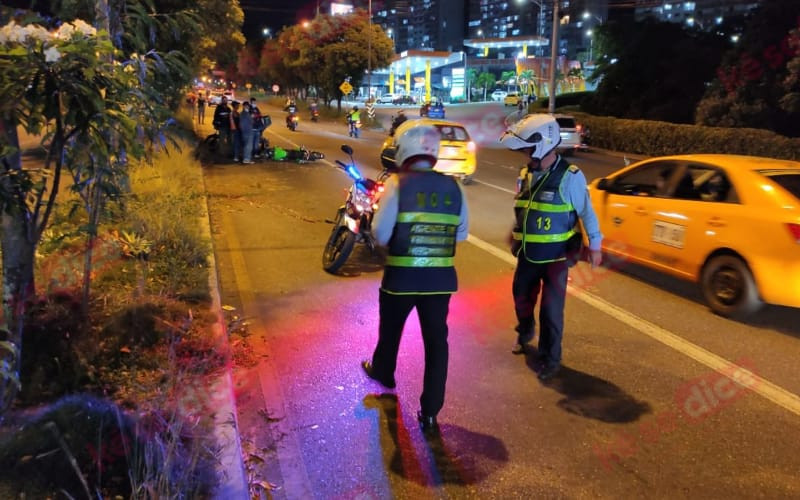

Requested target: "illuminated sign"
[{"left": 331, "top": 3, "right": 354, "bottom": 15}]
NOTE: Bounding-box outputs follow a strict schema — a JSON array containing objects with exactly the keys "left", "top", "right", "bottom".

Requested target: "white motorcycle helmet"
[
  {"left": 499, "top": 114, "right": 561, "bottom": 160},
  {"left": 394, "top": 124, "right": 440, "bottom": 167}
]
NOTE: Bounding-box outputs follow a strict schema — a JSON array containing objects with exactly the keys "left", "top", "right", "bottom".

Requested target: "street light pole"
[
  {"left": 367, "top": 0, "right": 372, "bottom": 102},
  {"left": 548, "top": 0, "right": 559, "bottom": 114},
  {"left": 586, "top": 29, "right": 593, "bottom": 63}
]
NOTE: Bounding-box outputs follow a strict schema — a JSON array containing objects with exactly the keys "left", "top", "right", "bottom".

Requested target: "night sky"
[{"left": 240, "top": 0, "right": 315, "bottom": 41}]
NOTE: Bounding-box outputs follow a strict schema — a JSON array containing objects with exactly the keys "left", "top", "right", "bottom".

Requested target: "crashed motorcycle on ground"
[{"left": 322, "top": 145, "right": 388, "bottom": 273}]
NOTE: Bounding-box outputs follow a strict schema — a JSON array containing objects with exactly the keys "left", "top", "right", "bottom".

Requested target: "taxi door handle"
[
  {"left": 634, "top": 207, "right": 648, "bottom": 216},
  {"left": 707, "top": 217, "right": 727, "bottom": 228}
]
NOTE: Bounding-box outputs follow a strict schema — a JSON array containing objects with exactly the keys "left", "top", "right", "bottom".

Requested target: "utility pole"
[
  {"left": 548, "top": 0, "right": 559, "bottom": 114},
  {"left": 367, "top": 0, "right": 372, "bottom": 101}
]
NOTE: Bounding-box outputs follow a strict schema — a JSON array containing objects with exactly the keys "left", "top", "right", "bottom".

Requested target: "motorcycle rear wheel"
[{"left": 323, "top": 225, "right": 356, "bottom": 274}]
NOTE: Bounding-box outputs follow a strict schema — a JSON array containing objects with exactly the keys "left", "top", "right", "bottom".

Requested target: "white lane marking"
[
  {"left": 467, "top": 233, "right": 800, "bottom": 417},
  {"left": 471, "top": 179, "right": 516, "bottom": 194}
]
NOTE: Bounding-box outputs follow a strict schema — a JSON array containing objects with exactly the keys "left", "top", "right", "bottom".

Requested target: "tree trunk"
[{"left": 0, "top": 117, "right": 36, "bottom": 414}]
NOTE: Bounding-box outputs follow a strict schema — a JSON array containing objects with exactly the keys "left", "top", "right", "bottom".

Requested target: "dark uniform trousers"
[
  {"left": 512, "top": 257, "right": 569, "bottom": 365},
  {"left": 372, "top": 290, "right": 451, "bottom": 417}
]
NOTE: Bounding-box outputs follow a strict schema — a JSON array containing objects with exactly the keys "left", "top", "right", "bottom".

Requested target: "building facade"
[{"left": 634, "top": 0, "right": 761, "bottom": 30}]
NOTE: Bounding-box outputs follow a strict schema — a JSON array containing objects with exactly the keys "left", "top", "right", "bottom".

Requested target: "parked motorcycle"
[{"left": 322, "top": 145, "right": 386, "bottom": 273}]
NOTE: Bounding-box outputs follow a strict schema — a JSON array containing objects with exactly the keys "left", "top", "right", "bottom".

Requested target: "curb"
[{"left": 192, "top": 119, "right": 249, "bottom": 499}]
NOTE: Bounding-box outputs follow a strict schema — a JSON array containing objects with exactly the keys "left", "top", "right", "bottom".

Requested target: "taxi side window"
[
  {"left": 687, "top": 165, "right": 734, "bottom": 203},
  {"left": 613, "top": 162, "right": 678, "bottom": 197}
]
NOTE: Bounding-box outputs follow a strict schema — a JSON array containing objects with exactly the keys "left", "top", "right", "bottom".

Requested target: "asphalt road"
[{"left": 201, "top": 101, "right": 800, "bottom": 499}]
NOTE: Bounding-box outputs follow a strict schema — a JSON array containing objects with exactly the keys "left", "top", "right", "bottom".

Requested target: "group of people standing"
[
  {"left": 361, "top": 114, "right": 603, "bottom": 437},
  {"left": 212, "top": 96, "right": 267, "bottom": 164}
]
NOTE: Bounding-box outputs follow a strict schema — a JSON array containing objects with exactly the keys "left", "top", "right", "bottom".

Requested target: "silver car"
[{"left": 554, "top": 114, "right": 585, "bottom": 155}]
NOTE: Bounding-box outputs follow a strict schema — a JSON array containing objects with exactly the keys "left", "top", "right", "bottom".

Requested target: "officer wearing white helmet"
[
  {"left": 499, "top": 114, "right": 603, "bottom": 381},
  {"left": 362, "top": 123, "right": 469, "bottom": 436}
]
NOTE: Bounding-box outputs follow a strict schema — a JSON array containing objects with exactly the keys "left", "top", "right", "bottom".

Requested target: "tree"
[
  {"left": 263, "top": 12, "right": 394, "bottom": 111},
  {"left": 696, "top": 0, "right": 800, "bottom": 136},
  {"left": 518, "top": 69, "right": 535, "bottom": 97},
  {"left": 475, "top": 71, "right": 496, "bottom": 101},
  {"left": 584, "top": 18, "right": 729, "bottom": 124},
  {"left": 466, "top": 68, "right": 478, "bottom": 101},
  {"left": 500, "top": 70, "right": 516, "bottom": 92},
  {"left": 779, "top": 28, "right": 800, "bottom": 115},
  {"left": 0, "top": 7, "right": 191, "bottom": 414}
]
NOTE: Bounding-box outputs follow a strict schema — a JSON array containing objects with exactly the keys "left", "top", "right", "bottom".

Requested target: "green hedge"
[{"left": 571, "top": 112, "right": 800, "bottom": 160}]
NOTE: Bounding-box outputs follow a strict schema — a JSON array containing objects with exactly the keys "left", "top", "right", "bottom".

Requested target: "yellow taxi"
[
  {"left": 380, "top": 118, "right": 477, "bottom": 184},
  {"left": 504, "top": 92, "right": 521, "bottom": 106},
  {"left": 588, "top": 154, "right": 800, "bottom": 317}
]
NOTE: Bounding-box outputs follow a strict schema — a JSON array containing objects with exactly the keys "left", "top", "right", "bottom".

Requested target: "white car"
[
  {"left": 209, "top": 90, "right": 234, "bottom": 106},
  {"left": 491, "top": 90, "right": 508, "bottom": 101},
  {"left": 378, "top": 93, "right": 399, "bottom": 104},
  {"left": 553, "top": 114, "right": 585, "bottom": 154}
]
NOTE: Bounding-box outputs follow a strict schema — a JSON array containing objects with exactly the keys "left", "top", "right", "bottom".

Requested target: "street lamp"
[
  {"left": 582, "top": 11, "right": 602, "bottom": 23},
  {"left": 262, "top": 27, "right": 270, "bottom": 38},
  {"left": 586, "top": 29, "right": 593, "bottom": 63}
]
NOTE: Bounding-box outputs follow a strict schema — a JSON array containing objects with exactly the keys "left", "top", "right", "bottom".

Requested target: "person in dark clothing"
[
  {"left": 500, "top": 114, "right": 603, "bottom": 381},
  {"left": 197, "top": 93, "right": 206, "bottom": 124},
  {"left": 212, "top": 96, "right": 232, "bottom": 157},
  {"left": 361, "top": 124, "right": 470, "bottom": 436},
  {"left": 230, "top": 100, "right": 241, "bottom": 162}
]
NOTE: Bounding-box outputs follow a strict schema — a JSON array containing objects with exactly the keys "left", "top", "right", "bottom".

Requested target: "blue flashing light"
[{"left": 346, "top": 164, "right": 363, "bottom": 181}]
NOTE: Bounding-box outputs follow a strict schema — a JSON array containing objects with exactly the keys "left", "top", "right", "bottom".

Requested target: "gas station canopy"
[
  {"left": 463, "top": 35, "right": 549, "bottom": 51},
  {"left": 384, "top": 50, "right": 463, "bottom": 75}
]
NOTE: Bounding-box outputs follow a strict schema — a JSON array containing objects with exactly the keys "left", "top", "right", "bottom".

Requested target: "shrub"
[{"left": 572, "top": 112, "right": 800, "bottom": 159}]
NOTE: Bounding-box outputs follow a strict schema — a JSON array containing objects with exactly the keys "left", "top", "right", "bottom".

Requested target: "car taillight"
[
  {"left": 576, "top": 123, "right": 583, "bottom": 133},
  {"left": 467, "top": 141, "right": 476, "bottom": 153},
  {"left": 787, "top": 223, "right": 800, "bottom": 243}
]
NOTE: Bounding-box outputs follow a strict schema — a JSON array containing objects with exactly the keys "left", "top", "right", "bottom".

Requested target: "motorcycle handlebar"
[{"left": 335, "top": 160, "right": 347, "bottom": 169}]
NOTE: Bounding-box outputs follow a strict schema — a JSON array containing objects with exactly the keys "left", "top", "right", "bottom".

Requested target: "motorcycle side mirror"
[{"left": 341, "top": 145, "right": 353, "bottom": 155}]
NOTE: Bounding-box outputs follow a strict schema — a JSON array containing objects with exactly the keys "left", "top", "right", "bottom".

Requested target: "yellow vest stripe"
[
  {"left": 385, "top": 256, "right": 455, "bottom": 267},
  {"left": 514, "top": 200, "right": 575, "bottom": 212},
  {"left": 397, "top": 212, "right": 461, "bottom": 225},
  {"left": 512, "top": 228, "right": 575, "bottom": 243}
]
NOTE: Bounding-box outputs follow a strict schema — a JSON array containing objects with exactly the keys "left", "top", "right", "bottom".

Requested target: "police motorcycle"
[{"left": 322, "top": 145, "right": 389, "bottom": 273}]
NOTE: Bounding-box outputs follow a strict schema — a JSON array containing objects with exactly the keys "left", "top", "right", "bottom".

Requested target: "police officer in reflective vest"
[
  {"left": 500, "top": 114, "right": 603, "bottom": 381},
  {"left": 361, "top": 123, "right": 469, "bottom": 435}
]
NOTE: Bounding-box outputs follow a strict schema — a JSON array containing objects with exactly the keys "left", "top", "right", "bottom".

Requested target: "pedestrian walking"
[
  {"left": 361, "top": 123, "right": 470, "bottom": 436},
  {"left": 499, "top": 114, "right": 603, "bottom": 381},
  {"left": 197, "top": 93, "right": 206, "bottom": 124}
]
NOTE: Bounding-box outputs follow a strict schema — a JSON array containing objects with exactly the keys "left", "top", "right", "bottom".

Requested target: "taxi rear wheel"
[{"left": 700, "top": 255, "right": 762, "bottom": 318}]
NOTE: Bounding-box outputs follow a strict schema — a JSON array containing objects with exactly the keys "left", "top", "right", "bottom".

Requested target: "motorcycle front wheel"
[{"left": 323, "top": 225, "right": 356, "bottom": 274}]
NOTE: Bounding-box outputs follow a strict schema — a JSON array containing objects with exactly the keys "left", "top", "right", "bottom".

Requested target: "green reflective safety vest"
[
  {"left": 512, "top": 158, "right": 578, "bottom": 264},
  {"left": 382, "top": 170, "right": 463, "bottom": 294}
]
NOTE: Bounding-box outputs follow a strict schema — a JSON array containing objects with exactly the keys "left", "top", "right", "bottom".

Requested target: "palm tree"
[
  {"left": 566, "top": 67, "right": 584, "bottom": 92},
  {"left": 518, "top": 69, "right": 535, "bottom": 98},
  {"left": 476, "top": 71, "right": 496, "bottom": 101},
  {"left": 500, "top": 70, "right": 517, "bottom": 92}
]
